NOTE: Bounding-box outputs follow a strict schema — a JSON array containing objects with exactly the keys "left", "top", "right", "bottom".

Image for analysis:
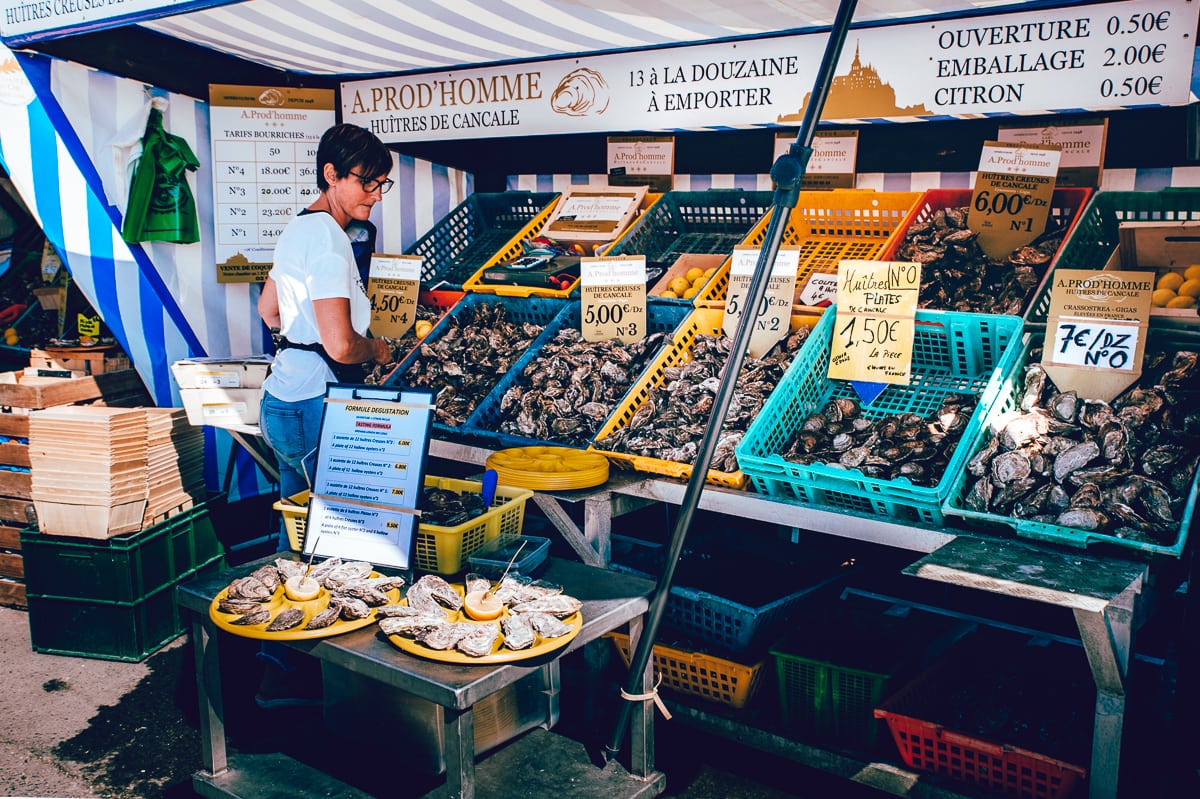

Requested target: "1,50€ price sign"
[
  {"left": 828, "top": 260, "right": 920, "bottom": 385},
  {"left": 580, "top": 256, "right": 647, "bottom": 344},
  {"left": 367, "top": 255, "right": 423, "bottom": 339},
  {"left": 723, "top": 246, "right": 799, "bottom": 358}
]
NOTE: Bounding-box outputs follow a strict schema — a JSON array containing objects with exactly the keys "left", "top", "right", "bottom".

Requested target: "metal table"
[{"left": 177, "top": 556, "right": 664, "bottom": 799}]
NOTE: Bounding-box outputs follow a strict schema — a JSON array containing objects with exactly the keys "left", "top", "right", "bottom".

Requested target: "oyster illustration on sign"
[{"left": 551, "top": 68, "right": 610, "bottom": 116}]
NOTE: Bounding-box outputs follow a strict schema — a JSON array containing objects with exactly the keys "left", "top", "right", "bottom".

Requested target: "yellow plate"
[
  {"left": 208, "top": 572, "right": 402, "bottom": 641},
  {"left": 386, "top": 585, "right": 583, "bottom": 665},
  {"left": 486, "top": 446, "right": 609, "bottom": 491}
]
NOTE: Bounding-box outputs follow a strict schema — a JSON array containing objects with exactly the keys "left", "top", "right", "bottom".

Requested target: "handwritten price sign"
[
  {"left": 580, "top": 256, "right": 647, "bottom": 344},
  {"left": 1049, "top": 319, "right": 1140, "bottom": 371},
  {"left": 723, "top": 246, "right": 799, "bottom": 358},
  {"left": 828, "top": 260, "right": 920, "bottom": 386}
]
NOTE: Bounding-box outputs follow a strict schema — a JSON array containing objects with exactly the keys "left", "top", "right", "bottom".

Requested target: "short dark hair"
[{"left": 315, "top": 123, "right": 393, "bottom": 191}]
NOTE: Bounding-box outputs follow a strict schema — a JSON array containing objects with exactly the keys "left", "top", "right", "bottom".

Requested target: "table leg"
[
  {"left": 626, "top": 612, "right": 654, "bottom": 779},
  {"left": 442, "top": 705, "right": 476, "bottom": 799},
  {"left": 192, "top": 615, "right": 227, "bottom": 777},
  {"left": 1077, "top": 583, "right": 1137, "bottom": 799}
]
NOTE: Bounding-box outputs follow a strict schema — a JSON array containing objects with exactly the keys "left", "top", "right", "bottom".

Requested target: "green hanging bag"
[{"left": 122, "top": 106, "right": 201, "bottom": 244}]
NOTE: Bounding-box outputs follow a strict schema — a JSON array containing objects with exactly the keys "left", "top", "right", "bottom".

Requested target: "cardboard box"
[
  {"left": 29, "top": 346, "right": 130, "bottom": 376},
  {"left": 179, "top": 387, "right": 262, "bottom": 428},
  {"left": 1107, "top": 223, "right": 1200, "bottom": 325},
  {"left": 170, "top": 356, "right": 272, "bottom": 389},
  {"left": 648, "top": 252, "right": 727, "bottom": 299},
  {"left": 543, "top": 185, "right": 648, "bottom": 243}
]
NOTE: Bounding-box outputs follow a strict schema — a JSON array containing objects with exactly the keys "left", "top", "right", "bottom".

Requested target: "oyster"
[
  {"left": 418, "top": 621, "right": 477, "bottom": 650},
  {"left": 523, "top": 611, "right": 573, "bottom": 638},
  {"left": 265, "top": 607, "right": 306, "bottom": 632},
  {"left": 218, "top": 597, "right": 267, "bottom": 615},
  {"left": 249, "top": 565, "right": 281, "bottom": 593},
  {"left": 378, "top": 612, "right": 447, "bottom": 637},
  {"left": 303, "top": 606, "right": 342, "bottom": 630},
  {"left": 456, "top": 623, "right": 500, "bottom": 657},
  {"left": 230, "top": 607, "right": 271, "bottom": 626},
  {"left": 501, "top": 614, "right": 536, "bottom": 650},
  {"left": 226, "top": 576, "right": 272, "bottom": 602},
  {"left": 510, "top": 594, "right": 582, "bottom": 618},
  {"left": 411, "top": 575, "right": 463, "bottom": 611}
]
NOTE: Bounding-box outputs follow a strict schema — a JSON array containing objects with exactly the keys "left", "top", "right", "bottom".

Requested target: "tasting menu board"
[
  {"left": 209, "top": 85, "right": 337, "bottom": 283},
  {"left": 303, "top": 384, "right": 436, "bottom": 570}
]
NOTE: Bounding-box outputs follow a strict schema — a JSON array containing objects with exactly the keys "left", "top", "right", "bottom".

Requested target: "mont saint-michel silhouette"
[{"left": 779, "top": 42, "right": 928, "bottom": 121}]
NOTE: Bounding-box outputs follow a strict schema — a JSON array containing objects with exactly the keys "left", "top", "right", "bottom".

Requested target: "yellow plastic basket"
[
  {"left": 273, "top": 476, "right": 533, "bottom": 575},
  {"left": 699, "top": 190, "right": 922, "bottom": 310},
  {"left": 460, "top": 193, "right": 661, "bottom": 299},
  {"left": 607, "top": 631, "right": 763, "bottom": 710},
  {"left": 589, "top": 307, "right": 820, "bottom": 488}
]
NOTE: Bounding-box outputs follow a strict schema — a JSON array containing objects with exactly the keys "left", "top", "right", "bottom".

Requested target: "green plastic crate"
[
  {"left": 27, "top": 554, "right": 224, "bottom": 662},
  {"left": 736, "top": 309, "right": 1024, "bottom": 525},
  {"left": 1025, "top": 188, "right": 1200, "bottom": 328},
  {"left": 407, "top": 192, "right": 560, "bottom": 288},
  {"left": 20, "top": 500, "right": 221, "bottom": 603}
]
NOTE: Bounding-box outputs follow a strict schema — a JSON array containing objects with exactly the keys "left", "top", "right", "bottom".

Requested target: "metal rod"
[{"left": 602, "top": 0, "right": 860, "bottom": 763}]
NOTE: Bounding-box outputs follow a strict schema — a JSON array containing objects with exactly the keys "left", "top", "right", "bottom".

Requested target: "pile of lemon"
[
  {"left": 1151, "top": 265, "right": 1200, "bottom": 309},
  {"left": 659, "top": 266, "right": 719, "bottom": 300}
]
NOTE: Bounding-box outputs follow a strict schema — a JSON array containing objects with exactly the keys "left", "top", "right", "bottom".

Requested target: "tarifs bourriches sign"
[{"left": 341, "top": 0, "right": 1197, "bottom": 143}]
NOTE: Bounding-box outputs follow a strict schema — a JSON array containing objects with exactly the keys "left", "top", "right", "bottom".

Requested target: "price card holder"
[
  {"left": 723, "top": 246, "right": 799, "bottom": 358},
  {"left": 580, "top": 256, "right": 647, "bottom": 344},
  {"left": 608, "top": 135, "right": 675, "bottom": 193},
  {"left": 303, "top": 384, "right": 436, "bottom": 570},
  {"left": 367, "top": 254, "right": 422, "bottom": 339},
  {"left": 1042, "top": 269, "right": 1153, "bottom": 402},
  {"left": 774, "top": 130, "right": 858, "bottom": 190},
  {"left": 968, "top": 141, "right": 1062, "bottom": 260},
  {"left": 828, "top": 260, "right": 921, "bottom": 402}
]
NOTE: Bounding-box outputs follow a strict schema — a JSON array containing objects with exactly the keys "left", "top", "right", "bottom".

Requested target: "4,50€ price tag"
[
  {"left": 723, "top": 246, "right": 799, "bottom": 358},
  {"left": 580, "top": 256, "right": 647, "bottom": 344},
  {"left": 367, "top": 255, "right": 423, "bottom": 339}
]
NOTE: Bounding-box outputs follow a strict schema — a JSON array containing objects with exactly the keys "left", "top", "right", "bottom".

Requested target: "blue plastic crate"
[
  {"left": 407, "top": 192, "right": 559, "bottom": 289},
  {"left": 467, "top": 302, "right": 691, "bottom": 449},
  {"left": 736, "top": 309, "right": 1024, "bottom": 525},
  {"left": 383, "top": 294, "right": 570, "bottom": 438},
  {"left": 941, "top": 329, "right": 1200, "bottom": 558}
]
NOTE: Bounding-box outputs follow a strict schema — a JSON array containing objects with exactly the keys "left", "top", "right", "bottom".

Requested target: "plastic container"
[
  {"left": 874, "top": 635, "right": 1092, "bottom": 799},
  {"left": 460, "top": 192, "right": 660, "bottom": 299},
  {"left": 599, "top": 189, "right": 775, "bottom": 305},
  {"left": 1024, "top": 188, "right": 1200, "bottom": 330},
  {"left": 26, "top": 554, "right": 223, "bottom": 661},
  {"left": 940, "top": 330, "right": 1199, "bottom": 558},
  {"left": 717, "top": 190, "right": 922, "bottom": 311},
  {"left": 591, "top": 307, "right": 820, "bottom": 489},
  {"left": 736, "top": 308, "right": 1024, "bottom": 525},
  {"left": 406, "top": 192, "right": 559, "bottom": 289},
  {"left": 878, "top": 187, "right": 1091, "bottom": 317},
  {"left": 467, "top": 301, "right": 691, "bottom": 450},
  {"left": 277, "top": 477, "right": 533, "bottom": 575},
  {"left": 466, "top": 535, "right": 551, "bottom": 579},
  {"left": 608, "top": 631, "right": 763, "bottom": 710},
  {"left": 19, "top": 500, "right": 222, "bottom": 603}
]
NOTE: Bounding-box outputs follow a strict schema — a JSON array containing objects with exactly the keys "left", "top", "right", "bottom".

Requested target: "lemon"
[
  {"left": 414, "top": 320, "right": 434, "bottom": 339},
  {"left": 1166, "top": 295, "right": 1197, "bottom": 309},
  {"left": 685, "top": 267, "right": 705, "bottom": 283},
  {"left": 669, "top": 276, "right": 691, "bottom": 295},
  {"left": 1152, "top": 288, "right": 1177, "bottom": 307},
  {"left": 283, "top": 575, "right": 321, "bottom": 602},
  {"left": 691, "top": 275, "right": 707, "bottom": 288},
  {"left": 703, "top": 267, "right": 718, "bottom": 278},
  {"left": 1157, "top": 272, "right": 1185, "bottom": 292},
  {"left": 1178, "top": 278, "right": 1200, "bottom": 298},
  {"left": 463, "top": 589, "right": 504, "bottom": 621},
  {"left": 682, "top": 286, "right": 699, "bottom": 299},
  {"left": 1186, "top": 264, "right": 1200, "bottom": 281},
  {"left": 660, "top": 289, "right": 679, "bottom": 299}
]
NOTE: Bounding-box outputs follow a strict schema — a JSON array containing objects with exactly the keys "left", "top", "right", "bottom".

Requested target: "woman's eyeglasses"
[{"left": 349, "top": 171, "right": 394, "bottom": 194}]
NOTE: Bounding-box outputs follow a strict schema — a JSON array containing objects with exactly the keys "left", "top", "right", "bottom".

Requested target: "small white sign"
[{"left": 1047, "top": 317, "right": 1142, "bottom": 371}]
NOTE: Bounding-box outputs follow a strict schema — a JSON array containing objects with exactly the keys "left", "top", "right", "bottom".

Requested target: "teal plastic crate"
[
  {"left": 736, "top": 309, "right": 1024, "bottom": 524},
  {"left": 407, "top": 192, "right": 559, "bottom": 289},
  {"left": 1025, "top": 188, "right": 1200, "bottom": 328},
  {"left": 27, "top": 553, "right": 224, "bottom": 661},
  {"left": 941, "top": 330, "right": 1199, "bottom": 558},
  {"left": 19, "top": 500, "right": 221, "bottom": 603}
]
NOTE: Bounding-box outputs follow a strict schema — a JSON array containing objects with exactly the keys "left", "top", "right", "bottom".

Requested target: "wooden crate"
[
  {"left": 29, "top": 346, "right": 131, "bottom": 375},
  {"left": 0, "top": 496, "right": 36, "bottom": 526},
  {"left": 0, "top": 412, "right": 30, "bottom": 438},
  {"left": 0, "top": 522, "right": 25, "bottom": 609},
  {"left": 0, "top": 471, "right": 32, "bottom": 500},
  {"left": 0, "top": 370, "right": 144, "bottom": 410},
  {"left": 0, "top": 440, "right": 30, "bottom": 468}
]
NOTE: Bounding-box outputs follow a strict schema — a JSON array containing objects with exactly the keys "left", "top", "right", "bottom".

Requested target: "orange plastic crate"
[{"left": 608, "top": 631, "right": 763, "bottom": 710}]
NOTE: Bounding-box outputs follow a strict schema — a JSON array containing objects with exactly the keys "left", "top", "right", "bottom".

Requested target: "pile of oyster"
[
  {"left": 594, "top": 325, "right": 810, "bottom": 472},
  {"left": 959, "top": 348, "right": 1200, "bottom": 543},
  {"left": 394, "top": 301, "right": 546, "bottom": 426},
  {"left": 420, "top": 485, "right": 487, "bottom": 526},
  {"left": 491, "top": 328, "right": 668, "bottom": 447},
  {"left": 218, "top": 558, "right": 402, "bottom": 632},
  {"left": 379, "top": 573, "right": 581, "bottom": 657},
  {"left": 363, "top": 302, "right": 449, "bottom": 384},
  {"left": 778, "top": 394, "right": 978, "bottom": 487},
  {"left": 895, "top": 206, "right": 1068, "bottom": 315}
]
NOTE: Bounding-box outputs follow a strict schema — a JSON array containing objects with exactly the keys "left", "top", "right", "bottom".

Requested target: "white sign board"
[
  {"left": 1, "top": 0, "right": 221, "bottom": 43},
  {"left": 342, "top": 0, "right": 1197, "bottom": 142}
]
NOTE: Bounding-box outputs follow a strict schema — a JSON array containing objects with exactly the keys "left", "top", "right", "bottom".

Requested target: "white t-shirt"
[{"left": 262, "top": 211, "right": 372, "bottom": 402}]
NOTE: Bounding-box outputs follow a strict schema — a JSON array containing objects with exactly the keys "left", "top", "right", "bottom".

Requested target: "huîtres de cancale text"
[{"left": 6, "top": 0, "right": 129, "bottom": 26}]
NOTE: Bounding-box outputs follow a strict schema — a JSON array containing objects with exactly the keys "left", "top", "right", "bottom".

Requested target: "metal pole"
[{"left": 602, "top": 0, "right": 860, "bottom": 763}]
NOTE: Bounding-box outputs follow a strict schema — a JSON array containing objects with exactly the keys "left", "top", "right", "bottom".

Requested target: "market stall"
[{"left": 2, "top": 1, "right": 1199, "bottom": 798}]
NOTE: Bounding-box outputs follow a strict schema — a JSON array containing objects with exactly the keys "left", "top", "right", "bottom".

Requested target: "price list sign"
[
  {"left": 580, "top": 256, "right": 647, "bottom": 344},
  {"left": 1042, "top": 269, "right": 1152, "bottom": 402},
  {"left": 723, "top": 247, "right": 799, "bottom": 358},
  {"left": 367, "top": 255, "right": 422, "bottom": 339},
  {"left": 828, "top": 260, "right": 920, "bottom": 386},
  {"left": 209, "top": 85, "right": 336, "bottom": 283},
  {"left": 968, "top": 141, "right": 1061, "bottom": 261}
]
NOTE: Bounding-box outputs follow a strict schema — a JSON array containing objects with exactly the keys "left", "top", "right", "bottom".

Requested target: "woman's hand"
[{"left": 372, "top": 337, "right": 392, "bottom": 365}]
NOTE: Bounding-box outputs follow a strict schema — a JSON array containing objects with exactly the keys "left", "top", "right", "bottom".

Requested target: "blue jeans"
[{"left": 258, "top": 390, "right": 325, "bottom": 673}]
